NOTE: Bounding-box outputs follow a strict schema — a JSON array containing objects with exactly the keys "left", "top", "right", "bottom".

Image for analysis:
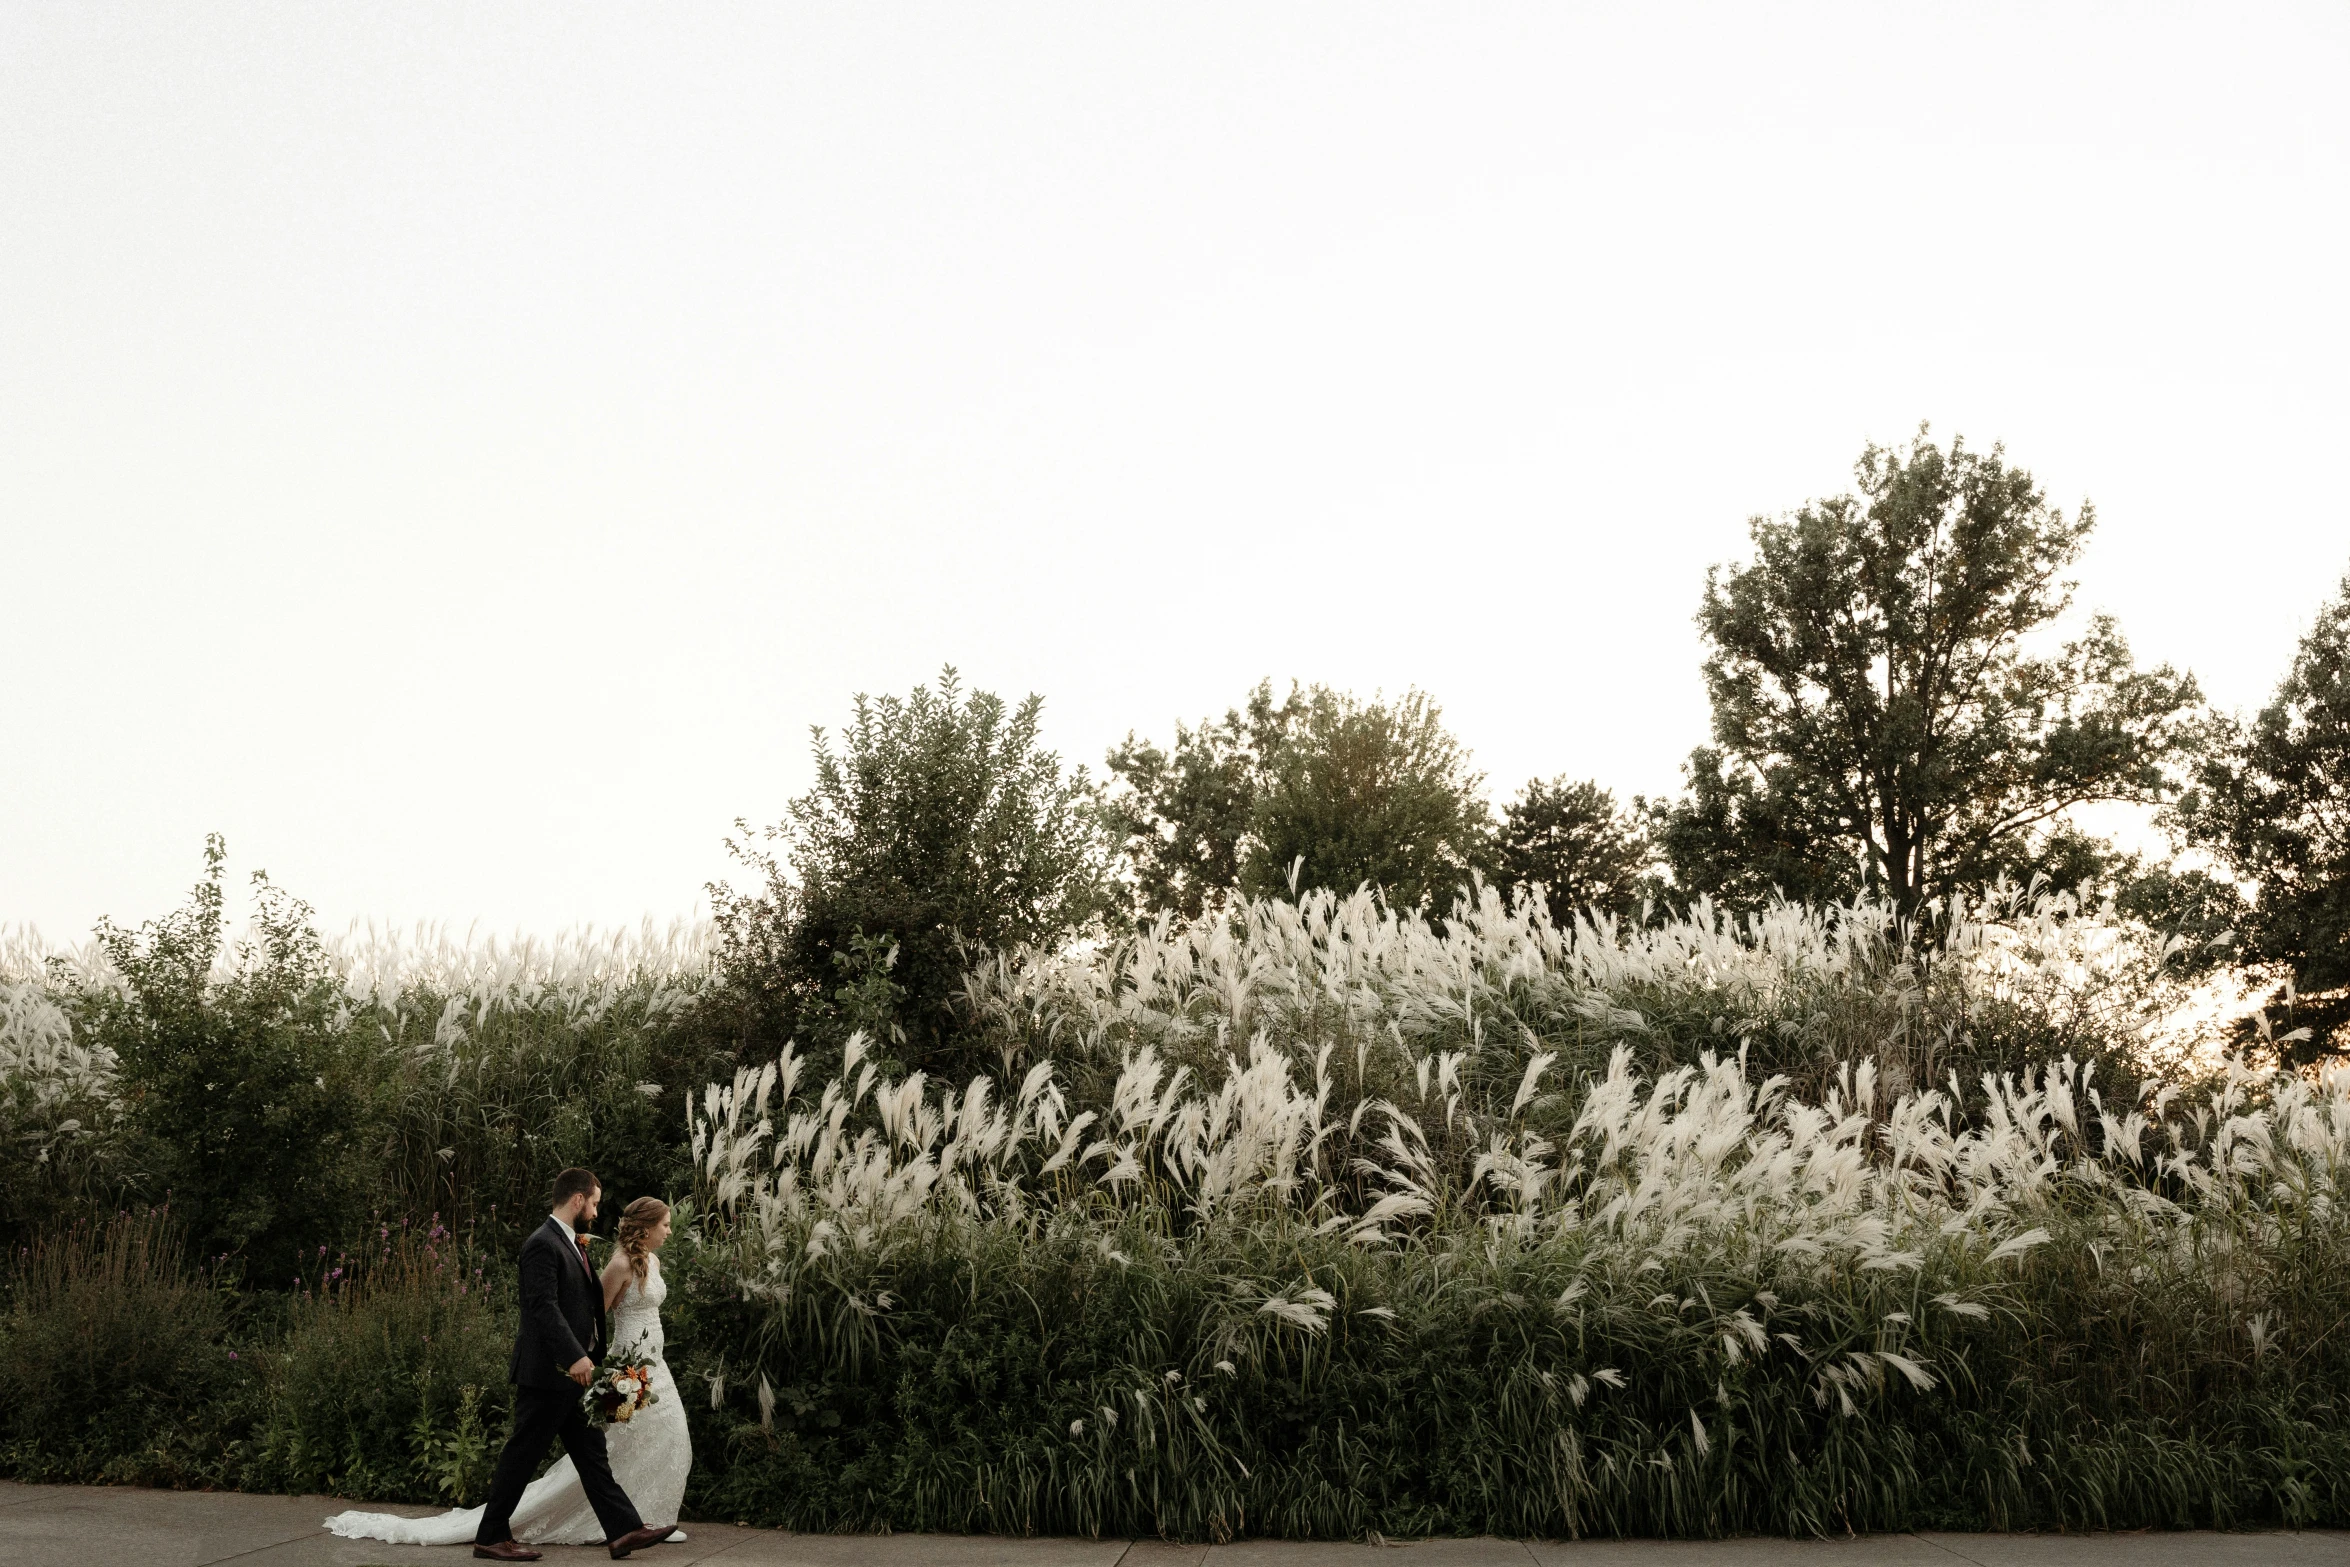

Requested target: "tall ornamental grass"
[
  {"left": 0, "top": 973, "right": 130, "bottom": 1237},
  {"left": 962, "top": 881, "right": 2203, "bottom": 1120},
  {"left": 669, "top": 889, "right": 2344, "bottom": 1538},
  {"left": 337, "top": 919, "right": 719, "bottom": 1233}
]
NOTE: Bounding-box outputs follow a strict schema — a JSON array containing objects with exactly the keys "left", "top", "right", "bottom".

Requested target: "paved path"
[{"left": 3, "top": 1482, "right": 2345, "bottom": 1567}]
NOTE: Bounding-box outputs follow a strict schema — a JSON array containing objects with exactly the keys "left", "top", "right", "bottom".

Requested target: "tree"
[
  {"left": 1108, "top": 682, "right": 1492, "bottom": 913},
  {"left": 1244, "top": 686, "right": 1491, "bottom": 907},
  {"left": 1492, "top": 777, "right": 1656, "bottom": 921},
  {"left": 710, "top": 668, "right": 1111, "bottom": 1078},
  {"left": 1652, "top": 745, "right": 1854, "bottom": 911},
  {"left": 1101, "top": 685, "right": 1297, "bottom": 919},
  {"left": 1662, "top": 428, "right": 2203, "bottom": 914},
  {"left": 2170, "top": 569, "right": 2350, "bottom": 1061}
]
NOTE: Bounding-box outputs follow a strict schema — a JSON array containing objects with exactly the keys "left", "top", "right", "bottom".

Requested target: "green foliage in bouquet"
[{"left": 580, "top": 1345, "right": 661, "bottom": 1430}]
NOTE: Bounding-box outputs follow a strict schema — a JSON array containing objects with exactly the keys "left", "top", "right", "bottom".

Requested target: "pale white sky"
[{"left": 4, "top": 3, "right": 2346, "bottom": 939}]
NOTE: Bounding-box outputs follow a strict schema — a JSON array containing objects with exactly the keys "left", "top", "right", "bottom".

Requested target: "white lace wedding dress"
[{"left": 324, "top": 1255, "right": 691, "bottom": 1547}]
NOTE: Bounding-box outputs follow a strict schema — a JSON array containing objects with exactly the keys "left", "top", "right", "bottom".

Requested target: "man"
[{"left": 474, "top": 1168, "right": 674, "bottom": 1562}]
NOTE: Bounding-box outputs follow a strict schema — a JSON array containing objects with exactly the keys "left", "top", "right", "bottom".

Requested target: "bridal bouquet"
[{"left": 580, "top": 1345, "right": 661, "bottom": 1428}]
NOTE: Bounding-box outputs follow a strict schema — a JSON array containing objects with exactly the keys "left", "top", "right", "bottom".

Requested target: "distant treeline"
[{"left": 710, "top": 428, "right": 2349, "bottom": 1087}]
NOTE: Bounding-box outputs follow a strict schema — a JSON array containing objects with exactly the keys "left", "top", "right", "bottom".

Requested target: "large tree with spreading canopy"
[{"left": 1661, "top": 428, "right": 2202, "bottom": 914}]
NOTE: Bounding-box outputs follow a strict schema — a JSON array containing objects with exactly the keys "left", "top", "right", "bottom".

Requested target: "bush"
[
  {"left": 4, "top": 869, "right": 718, "bottom": 1260},
  {"left": 81, "top": 839, "right": 380, "bottom": 1283},
  {"left": 682, "top": 1222, "right": 2350, "bottom": 1539},
  {"left": 712, "top": 667, "right": 1112, "bottom": 1083},
  {"left": 247, "top": 1220, "right": 515, "bottom": 1504},
  {"left": 0, "top": 1213, "right": 259, "bottom": 1485}
]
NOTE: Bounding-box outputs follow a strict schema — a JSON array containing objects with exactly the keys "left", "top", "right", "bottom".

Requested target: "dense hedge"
[
  {"left": 665, "top": 1219, "right": 2350, "bottom": 1539},
  {"left": 6, "top": 883, "right": 2346, "bottom": 1539},
  {"left": 14, "top": 1200, "right": 2346, "bottom": 1539},
  {"left": 0, "top": 848, "right": 728, "bottom": 1271}
]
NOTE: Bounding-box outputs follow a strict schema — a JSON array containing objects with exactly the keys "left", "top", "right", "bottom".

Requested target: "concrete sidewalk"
[{"left": 3, "top": 1482, "right": 2344, "bottom": 1567}]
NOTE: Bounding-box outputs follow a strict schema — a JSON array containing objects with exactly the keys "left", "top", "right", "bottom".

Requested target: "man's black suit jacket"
[{"left": 510, "top": 1216, "right": 607, "bottom": 1391}]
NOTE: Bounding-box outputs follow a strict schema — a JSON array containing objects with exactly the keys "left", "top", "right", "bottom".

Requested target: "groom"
[{"left": 474, "top": 1167, "right": 673, "bottom": 1562}]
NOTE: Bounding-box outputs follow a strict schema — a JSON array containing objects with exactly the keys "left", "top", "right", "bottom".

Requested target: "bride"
[{"left": 325, "top": 1197, "right": 692, "bottom": 1548}]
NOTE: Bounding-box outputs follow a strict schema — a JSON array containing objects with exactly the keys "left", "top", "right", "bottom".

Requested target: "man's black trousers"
[{"left": 475, "top": 1381, "right": 645, "bottom": 1545}]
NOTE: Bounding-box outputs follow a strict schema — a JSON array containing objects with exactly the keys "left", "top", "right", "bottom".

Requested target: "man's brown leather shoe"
[
  {"left": 473, "top": 1543, "right": 542, "bottom": 1562},
  {"left": 607, "top": 1525, "right": 673, "bottom": 1559}
]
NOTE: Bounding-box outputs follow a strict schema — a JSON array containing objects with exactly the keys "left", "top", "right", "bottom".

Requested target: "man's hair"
[{"left": 551, "top": 1167, "right": 600, "bottom": 1207}]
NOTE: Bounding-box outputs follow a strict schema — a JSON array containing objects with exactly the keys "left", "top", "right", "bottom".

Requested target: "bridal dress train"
[{"left": 325, "top": 1256, "right": 691, "bottom": 1547}]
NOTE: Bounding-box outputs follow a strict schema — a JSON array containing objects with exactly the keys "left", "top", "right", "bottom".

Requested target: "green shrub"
[
  {"left": 678, "top": 1208, "right": 2350, "bottom": 1539},
  {"left": 355, "top": 957, "right": 719, "bottom": 1246},
  {"left": 711, "top": 666, "right": 1114, "bottom": 1084},
  {"left": 247, "top": 1220, "right": 515, "bottom": 1504},
  {"left": 0, "top": 1213, "right": 259, "bottom": 1485},
  {"left": 5, "top": 847, "right": 719, "bottom": 1259},
  {"left": 81, "top": 839, "right": 381, "bottom": 1284}
]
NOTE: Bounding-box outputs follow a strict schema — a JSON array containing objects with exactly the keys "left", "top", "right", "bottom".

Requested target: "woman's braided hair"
[{"left": 614, "top": 1197, "right": 669, "bottom": 1293}]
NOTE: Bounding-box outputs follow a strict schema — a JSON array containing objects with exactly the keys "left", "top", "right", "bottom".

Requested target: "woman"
[{"left": 324, "top": 1198, "right": 692, "bottom": 1548}]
